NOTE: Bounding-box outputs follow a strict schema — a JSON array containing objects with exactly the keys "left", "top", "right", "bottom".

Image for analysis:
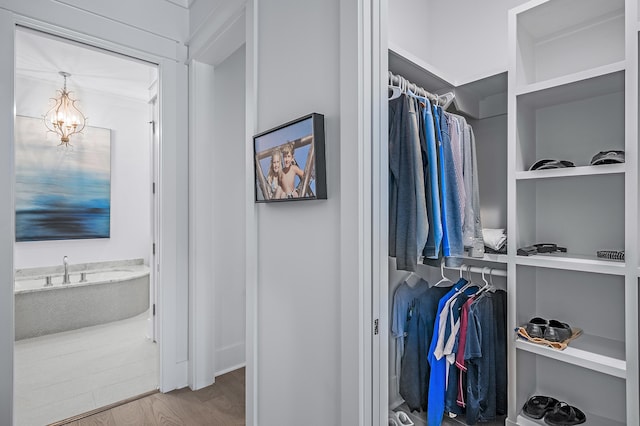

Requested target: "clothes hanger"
[
  {"left": 404, "top": 271, "right": 421, "bottom": 288},
  {"left": 457, "top": 265, "right": 475, "bottom": 293},
  {"left": 388, "top": 72, "right": 402, "bottom": 100},
  {"left": 475, "top": 267, "right": 493, "bottom": 296},
  {"left": 440, "top": 91, "right": 456, "bottom": 110},
  {"left": 434, "top": 260, "right": 453, "bottom": 287}
]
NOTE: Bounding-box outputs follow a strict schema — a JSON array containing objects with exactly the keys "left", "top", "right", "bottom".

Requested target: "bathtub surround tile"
[
  {"left": 15, "top": 258, "right": 145, "bottom": 279},
  {"left": 14, "top": 312, "right": 158, "bottom": 425},
  {"left": 15, "top": 272, "right": 150, "bottom": 339}
]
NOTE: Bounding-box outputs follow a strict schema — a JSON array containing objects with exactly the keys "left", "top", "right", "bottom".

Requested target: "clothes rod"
[
  {"left": 388, "top": 71, "right": 454, "bottom": 107},
  {"left": 444, "top": 264, "right": 507, "bottom": 277}
]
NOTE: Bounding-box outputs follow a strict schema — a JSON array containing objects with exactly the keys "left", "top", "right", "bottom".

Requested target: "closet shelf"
[
  {"left": 515, "top": 61, "right": 625, "bottom": 98},
  {"left": 515, "top": 333, "right": 626, "bottom": 379},
  {"left": 516, "top": 67, "right": 624, "bottom": 110},
  {"left": 450, "top": 252, "right": 508, "bottom": 264},
  {"left": 515, "top": 164, "right": 625, "bottom": 180},
  {"left": 516, "top": 411, "right": 625, "bottom": 426},
  {"left": 515, "top": 254, "right": 625, "bottom": 275},
  {"left": 515, "top": 0, "right": 623, "bottom": 43}
]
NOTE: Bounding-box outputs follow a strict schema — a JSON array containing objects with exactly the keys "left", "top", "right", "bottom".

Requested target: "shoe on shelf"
[
  {"left": 393, "top": 410, "right": 414, "bottom": 426},
  {"left": 544, "top": 401, "right": 586, "bottom": 426},
  {"left": 525, "top": 317, "right": 548, "bottom": 339},
  {"left": 522, "top": 395, "right": 559, "bottom": 419},
  {"left": 544, "top": 320, "right": 572, "bottom": 343}
]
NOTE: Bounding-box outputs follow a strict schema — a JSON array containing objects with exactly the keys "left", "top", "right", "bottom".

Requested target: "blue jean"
[{"left": 436, "top": 106, "right": 463, "bottom": 257}]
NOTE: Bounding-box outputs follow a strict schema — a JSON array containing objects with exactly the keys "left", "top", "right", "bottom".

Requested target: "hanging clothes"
[
  {"left": 396, "top": 283, "right": 449, "bottom": 411},
  {"left": 388, "top": 79, "right": 484, "bottom": 272},
  {"left": 408, "top": 93, "right": 443, "bottom": 259},
  {"left": 389, "top": 94, "right": 427, "bottom": 272},
  {"left": 436, "top": 107, "right": 465, "bottom": 258},
  {"left": 460, "top": 119, "right": 484, "bottom": 256},
  {"left": 391, "top": 272, "right": 507, "bottom": 425}
]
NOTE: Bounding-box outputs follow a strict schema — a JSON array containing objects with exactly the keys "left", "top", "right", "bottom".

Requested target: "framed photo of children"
[{"left": 253, "top": 113, "right": 327, "bottom": 203}]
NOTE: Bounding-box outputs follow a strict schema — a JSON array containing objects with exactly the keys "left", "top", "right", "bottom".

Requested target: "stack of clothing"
[{"left": 483, "top": 228, "right": 506, "bottom": 255}]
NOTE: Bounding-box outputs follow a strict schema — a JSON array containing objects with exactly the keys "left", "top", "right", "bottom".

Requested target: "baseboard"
[
  {"left": 215, "top": 342, "right": 245, "bottom": 375},
  {"left": 216, "top": 362, "right": 246, "bottom": 377}
]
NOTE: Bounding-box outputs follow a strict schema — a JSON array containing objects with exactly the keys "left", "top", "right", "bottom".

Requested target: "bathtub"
[{"left": 14, "top": 259, "right": 150, "bottom": 340}]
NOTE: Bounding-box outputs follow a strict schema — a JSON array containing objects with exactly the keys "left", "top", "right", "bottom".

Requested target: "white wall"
[
  {"left": 388, "top": 0, "right": 431, "bottom": 62},
  {"left": 13, "top": 75, "right": 152, "bottom": 270},
  {"left": 256, "top": 1, "right": 342, "bottom": 425},
  {"left": 389, "top": 0, "right": 529, "bottom": 84},
  {"left": 213, "top": 45, "right": 246, "bottom": 374}
]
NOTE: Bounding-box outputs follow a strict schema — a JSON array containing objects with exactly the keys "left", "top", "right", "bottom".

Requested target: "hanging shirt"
[
  {"left": 455, "top": 296, "right": 475, "bottom": 408},
  {"left": 427, "top": 278, "right": 467, "bottom": 426},
  {"left": 465, "top": 293, "right": 497, "bottom": 425},
  {"left": 389, "top": 95, "right": 423, "bottom": 271},
  {"left": 462, "top": 123, "right": 484, "bottom": 256},
  {"left": 408, "top": 97, "right": 429, "bottom": 257},
  {"left": 446, "top": 114, "right": 466, "bottom": 226},
  {"left": 398, "top": 284, "right": 450, "bottom": 412},
  {"left": 409, "top": 94, "right": 443, "bottom": 259}
]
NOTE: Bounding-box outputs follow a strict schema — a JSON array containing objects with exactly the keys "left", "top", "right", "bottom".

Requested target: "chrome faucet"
[{"left": 63, "top": 256, "right": 70, "bottom": 284}]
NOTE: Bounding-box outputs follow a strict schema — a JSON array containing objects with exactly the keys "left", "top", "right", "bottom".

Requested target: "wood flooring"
[{"left": 57, "top": 368, "right": 245, "bottom": 426}]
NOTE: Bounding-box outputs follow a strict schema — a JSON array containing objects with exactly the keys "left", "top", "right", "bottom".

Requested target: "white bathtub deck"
[{"left": 14, "top": 311, "right": 158, "bottom": 426}]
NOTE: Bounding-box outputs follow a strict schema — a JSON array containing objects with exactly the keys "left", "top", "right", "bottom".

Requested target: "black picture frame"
[{"left": 253, "top": 113, "right": 327, "bottom": 203}]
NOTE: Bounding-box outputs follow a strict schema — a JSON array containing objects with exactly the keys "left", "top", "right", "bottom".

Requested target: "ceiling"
[{"left": 15, "top": 28, "right": 157, "bottom": 102}]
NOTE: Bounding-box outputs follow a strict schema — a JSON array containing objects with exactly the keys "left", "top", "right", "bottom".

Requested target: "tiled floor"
[{"left": 14, "top": 312, "right": 158, "bottom": 426}]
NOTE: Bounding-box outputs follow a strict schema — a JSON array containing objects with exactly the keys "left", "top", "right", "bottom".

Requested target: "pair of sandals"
[
  {"left": 388, "top": 410, "right": 413, "bottom": 426},
  {"left": 525, "top": 317, "right": 573, "bottom": 342},
  {"left": 523, "top": 395, "right": 585, "bottom": 425}
]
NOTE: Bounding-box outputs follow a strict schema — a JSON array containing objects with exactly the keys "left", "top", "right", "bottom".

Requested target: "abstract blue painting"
[{"left": 15, "top": 115, "right": 111, "bottom": 242}]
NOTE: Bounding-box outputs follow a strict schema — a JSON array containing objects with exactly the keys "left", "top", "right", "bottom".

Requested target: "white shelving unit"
[
  {"left": 516, "top": 412, "right": 626, "bottom": 426},
  {"left": 515, "top": 163, "right": 625, "bottom": 180},
  {"left": 515, "top": 334, "right": 626, "bottom": 378},
  {"left": 508, "top": 1, "right": 639, "bottom": 425},
  {"left": 514, "top": 254, "right": 626, "bottom": 275}
]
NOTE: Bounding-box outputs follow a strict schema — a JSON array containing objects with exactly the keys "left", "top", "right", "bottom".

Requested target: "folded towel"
[{"left": 483, "top": 228, "right": 507, "bottom": 251}]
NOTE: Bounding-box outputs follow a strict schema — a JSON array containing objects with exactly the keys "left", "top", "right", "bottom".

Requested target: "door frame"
[{"left": 1, "top": 8, "right": 189, "bottom": 423}]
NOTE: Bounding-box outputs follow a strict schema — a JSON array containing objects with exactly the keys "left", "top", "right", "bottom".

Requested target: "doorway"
[{"left": 13, "top": 27, "right": 159, "bottom": 425}]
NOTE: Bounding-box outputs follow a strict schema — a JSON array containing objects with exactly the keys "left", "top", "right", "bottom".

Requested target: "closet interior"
[
  {"left": 384, "top": 0, "right": 639, "bottom": 425},
  {"left": 387, "top": 45, "right": 510, "bottom": 425}
]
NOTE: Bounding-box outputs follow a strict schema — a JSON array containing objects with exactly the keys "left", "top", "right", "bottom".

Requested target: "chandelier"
[{"left": 43, "top": 71, "right": 87, "bottom": 146}]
